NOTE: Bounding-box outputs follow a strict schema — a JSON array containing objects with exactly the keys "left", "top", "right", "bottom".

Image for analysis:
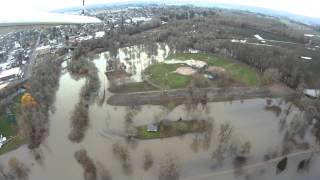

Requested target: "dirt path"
[{"left": 107, "top": 85, "right": 295, "bottom": 106}]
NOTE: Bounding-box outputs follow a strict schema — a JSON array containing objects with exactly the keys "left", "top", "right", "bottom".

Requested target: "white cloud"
[{"left": 1, "top": 0, "right": 319, "bottom": 18}]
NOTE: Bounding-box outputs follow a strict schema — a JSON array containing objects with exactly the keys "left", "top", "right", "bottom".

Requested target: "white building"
[
  {"left": 0, "top": 67, "right": 22, "bottom": 82},
  {"left": 126, "top": 17, "right": 152, "bottom": 24},
  {"left": 0, "top": 135, "right": 7, "bottom": 148},
  {"left": 300, "top": 56, "right": 312, "bottom": 60},
  {"left": 147, "top": 123, "right": 158, "bottom": 132},
  {"left": 254, "top": 34, "right": 266, "bottom": 43},
  {"left": 304, "top": 34, "right": 315, "bottom": 37},
  {"left": 304, "top": 89, "right": 320, "bottom": 98},
  {"left": 231, "top": 39, "right": 247, "bottom": 43},
  {"left": 95, "top": 31, "right": 105, "bottom": 39}
]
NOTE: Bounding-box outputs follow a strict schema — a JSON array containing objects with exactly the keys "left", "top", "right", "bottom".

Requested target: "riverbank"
[{"left": 107, "top": 84, "right": 295, "bottom": 106}]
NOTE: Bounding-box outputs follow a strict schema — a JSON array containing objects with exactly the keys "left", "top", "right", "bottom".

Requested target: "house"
[
  {"left": 300, "top": 56, "right": 312, "bottom": 60},
  {"left": 0, "top": 67, "right": 22, "bottom": 82},
  {"left": 147, "top": 123, "right": 158, "bottom": 132},
  {"left": 254, "top": 34, "right": 266, "bottom": 43},
  {"left": 303, "top": 89, "right": 320, "bottom": 98},
  {"left": 95, "top": 31, "right": 105, "bottom": 39},
  {"left": 0, "top": 134, "right": 7, "bottom": 148}
]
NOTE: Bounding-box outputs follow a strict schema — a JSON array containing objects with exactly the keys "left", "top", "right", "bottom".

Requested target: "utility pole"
[{"left": 82, "top": 0, "right": 85, "bottom": 15}]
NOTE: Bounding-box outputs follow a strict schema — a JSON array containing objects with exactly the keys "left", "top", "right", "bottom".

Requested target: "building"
[
  {"left": 300, "top": 56, "right": 312, "bottom": 60},
  {"left": 0, "top": 67, "right": 22, "bottom": 82},
  {"left": 95, "top": 31, "right": 105, "bottom": 39},
  {"left": 0, "top": 135, "right": 7, "bottom": 148},
  {"left": 254, "top": 34, "right": 266, "bottom": 43},
  {"left": 147, "top": 123, "right": 158, "bottom": 132},
  {"left": 303, "top": 89, "right": 320, "bottom": 98}
]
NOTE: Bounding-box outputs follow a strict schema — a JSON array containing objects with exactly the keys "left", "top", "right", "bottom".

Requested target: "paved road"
[
  {"left": 24, "top": 32, "right": 41, "bottom": 79},
  {"left": 107, "top": 86, "right": 295, "bottom": 106}
]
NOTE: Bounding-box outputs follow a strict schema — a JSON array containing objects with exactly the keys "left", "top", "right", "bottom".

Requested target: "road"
[
  {"left": 24, "top": 32, "right": 41, "bottom": 79},
  {"left": 107, "top": 85, "right": 295, "bottom": 106}
]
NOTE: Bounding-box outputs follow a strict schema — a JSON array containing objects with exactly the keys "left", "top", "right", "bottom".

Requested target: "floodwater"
[{"left": 0, "top": 45, "right": 320, "bottom": 180}]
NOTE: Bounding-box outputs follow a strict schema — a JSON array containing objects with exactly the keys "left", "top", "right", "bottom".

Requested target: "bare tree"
[
  {"left": 8, "top": 157, "right": 29, "bottom": 180},
  {"left": 111, "top": 142, "right": 132, "bottom": 175},
  {"left": 159, "top": 153, "right": 180, "bottom": 180},
  {"left": 18, "top": 55, "right": 62, "bottom": 149},
  {"left": 74, "top": 149, "right": 97, "bottom": 180},
  {"left": 143, "top": 150, "right": 154, "bottom": 171},
  {"left": 96, "top": 162, "right": 112, "bottom": 180}
]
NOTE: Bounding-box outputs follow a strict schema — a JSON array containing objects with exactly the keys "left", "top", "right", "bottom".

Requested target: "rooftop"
[
  {"left": 304, "top": 89, "right": 320, "bottom": 98},
  {"left": 0, "top": 67, "right": 21, "bottom": 79}
]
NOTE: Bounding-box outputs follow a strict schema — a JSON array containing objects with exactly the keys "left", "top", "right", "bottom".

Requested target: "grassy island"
[{"left": 136, "top": 120, "right": 211, "bottom": 139}]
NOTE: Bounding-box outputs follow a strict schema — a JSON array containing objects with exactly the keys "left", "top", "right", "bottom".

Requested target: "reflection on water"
[
  {"left": 105, "top": 43, "right": 170, "bottom": 83},
  {"left": 0, "top": 47, "right": 320, "bottom": 180}
]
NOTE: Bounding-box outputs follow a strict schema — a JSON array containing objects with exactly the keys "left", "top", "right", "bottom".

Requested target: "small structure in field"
[
  {"left": 303, "top": 89, "right": 320, "bottom": 98},
  {"left": 147, "top": 123, "right": 158, "bottom": 132},
  {"left": 95, "top": 31, "right": 105, "bottom": 39},
  {"left": 300, "top": 56, "right": 312, "bottom": 60},
  {"left": 231, "top": 39, "right": 247, "bottom": 43},
  {"left": 204, "top": 73, "right": 216, "bottom": 80},
  {"left": 304, "top": 34, "right": 315, "bottom": 37},
  {"left": 254, "top": 34, "right": 266, "bottom": 43}
]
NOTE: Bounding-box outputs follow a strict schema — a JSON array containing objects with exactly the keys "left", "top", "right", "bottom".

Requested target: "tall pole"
[{"left": 82, "top": 0, "right": 85, "bottom": 15}]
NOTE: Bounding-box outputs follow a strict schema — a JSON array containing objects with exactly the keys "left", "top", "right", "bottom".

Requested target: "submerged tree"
[
  {"left": 212, "top": 122, "right": 234, "bottom": 166},
  {"left": 74, "top": 149, "right": 97, "bottom": 180},
  {"left": 297, "top": 158, "right": 311, "bottom": 172},
  {"left": 112, "top": 142, "right": 132, "bottom": 175},
  {"left": 158, "top": 153, "right": 180, "bottom": 180},
  {"left": 96, "top": 162, "right": 112, "bottom": 180},
  {"left": 8, "top": 157, "right": 29, "bottom": 180},
  {"left": 18, "top": 55, "right": 62, "bottom": 149},
  {"left": 68, "top": 55, "right": 101, "bottom": 143},
  {"left": 68, "top": 100, "right": 89, "bottom": 142},
  {"left": 276, "top": 157, "right": 287, "bottom": 174},
  {"left": 143, "top": 150, "right": 154, "bottom": 171}
]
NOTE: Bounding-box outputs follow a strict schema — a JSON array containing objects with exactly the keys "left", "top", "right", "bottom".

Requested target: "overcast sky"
[{"left": 1, "top": 0, "right": 320, "bottom": 18}]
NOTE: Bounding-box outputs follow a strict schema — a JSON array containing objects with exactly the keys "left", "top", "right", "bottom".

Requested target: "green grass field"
[
  {"left": 145, "top": 63, "right": 191, "bottom": 89},
  {"left": 0, "top": 93, "right": 25, "bottom": 155},
  {"left": 136, "top": 120, "right": 210, "bottom": 139},
  {"left": 0, "top": 136, "right": 25, "bottom": 155},
  {"left": 109, "top": 82, "right": 158, "bottom": 93},
  {"left": 0, "top": 94, "right": 22, "bottom": 137},
  {"left": 166, "top": 53, "right": 260, "bottom": 86}
]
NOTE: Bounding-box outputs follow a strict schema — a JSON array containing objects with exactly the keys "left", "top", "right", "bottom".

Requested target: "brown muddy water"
[{"left": 0, "top": 45, "right": 319, "bottom": 180}]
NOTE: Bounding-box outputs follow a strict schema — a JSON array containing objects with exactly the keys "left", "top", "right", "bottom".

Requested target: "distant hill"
[
  {"left": 200, "top": 2, "right": 320, "bottom": 26},
  {"left": 53, "top": 0, "right": 320, "bottom": 26}
]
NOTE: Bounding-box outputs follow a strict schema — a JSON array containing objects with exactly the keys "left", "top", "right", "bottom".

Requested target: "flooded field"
[{"left": 0, "top": 46, "right": 319, "bottom": 180}]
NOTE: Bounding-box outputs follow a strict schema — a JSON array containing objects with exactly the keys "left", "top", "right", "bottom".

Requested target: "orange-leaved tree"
[{"left": 21, "top": 93, "right": 37, "bottom": 108}]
